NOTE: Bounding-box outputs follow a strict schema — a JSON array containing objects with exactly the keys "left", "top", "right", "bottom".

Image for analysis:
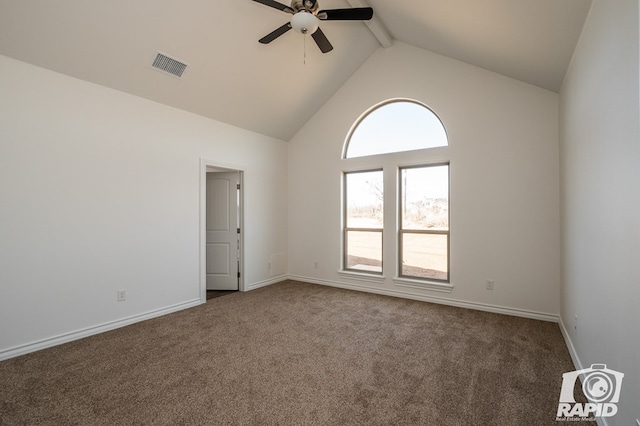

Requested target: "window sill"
[
  {"left": 338, "top": 270, "right": 386, "bottom": 284},
  {"left": 392, "top": 277, "right": 453, "bottom": 293}
]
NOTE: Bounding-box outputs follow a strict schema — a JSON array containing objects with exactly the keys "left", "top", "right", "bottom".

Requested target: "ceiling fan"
[{"left": 252, "top": 0, "right": 374, "bottom": 53}]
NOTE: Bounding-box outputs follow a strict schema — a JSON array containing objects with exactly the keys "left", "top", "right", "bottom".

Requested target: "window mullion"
[
  {"left": 400, "top": 229, "right": 449, "bottom": 235},
  {"left": 345, "top": 227, "right": 383, "bottom": 233}
]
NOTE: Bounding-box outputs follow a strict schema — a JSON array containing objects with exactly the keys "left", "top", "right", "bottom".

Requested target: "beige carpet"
[{"left": 0, "top": 280, "right": 591, "bottom": 425}]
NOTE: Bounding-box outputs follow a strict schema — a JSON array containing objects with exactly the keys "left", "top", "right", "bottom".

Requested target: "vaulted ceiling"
[{"left": 0, "top": 0, "right": 591, "bottom": 141}]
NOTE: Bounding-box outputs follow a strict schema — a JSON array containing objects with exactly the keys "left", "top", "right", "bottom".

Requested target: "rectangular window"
[
  {"left": 399, "top": 164, "right": 449, "bottom": 282},
  {"left": 344, "top": 170, "right": 383, "bottom": 274}
]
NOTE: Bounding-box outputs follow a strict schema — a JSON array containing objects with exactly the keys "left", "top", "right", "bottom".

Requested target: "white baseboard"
[
  {"left": 287, "top": 274, "right": 559, "bottom": 323},
  {"left": 556, "top": 317, "right": 612, "bottom": 426},
  {"left": 0, "top": 298, "right": 202, "bottom": 362},
  {"left": 1, "top": 276, "right": 285, "bottom": 361},
  {"left": 0, "top": 275, "right": 557, "bottom": 361},
  {"left": 246, "top": 275, "right": 287, "bottom": 290},
  {"left": 558, "top": 315, "right": 584, "bottom": 371}
]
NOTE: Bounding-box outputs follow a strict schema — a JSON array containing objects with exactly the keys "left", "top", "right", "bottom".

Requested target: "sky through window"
[{"left": 345, "top": 100, "right": 447, "bottom": 159}]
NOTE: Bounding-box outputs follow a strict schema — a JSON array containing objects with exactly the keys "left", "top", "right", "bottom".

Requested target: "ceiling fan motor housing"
[{"left": 291, "top": 0, "right": 319, "bottom": 13}]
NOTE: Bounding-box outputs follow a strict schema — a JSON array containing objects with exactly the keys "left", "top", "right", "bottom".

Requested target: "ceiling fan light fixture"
[{"left": 291, "top": 11, "right": 319, "bottom": 34}]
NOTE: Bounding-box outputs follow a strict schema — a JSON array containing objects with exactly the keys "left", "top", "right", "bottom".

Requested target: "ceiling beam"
[{"left": 346, "top": 0, "right": 393, "bottom": 48}]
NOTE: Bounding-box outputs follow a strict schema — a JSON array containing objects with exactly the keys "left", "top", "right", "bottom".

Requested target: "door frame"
[{"left": 199, "top": 158, "right": 245, "bottom": 303}]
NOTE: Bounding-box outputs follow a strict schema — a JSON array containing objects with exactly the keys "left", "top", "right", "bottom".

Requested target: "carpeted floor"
[
  {"left": 206, "top": 290, "right": 237, "bottom": 300},
  {"left": 0, "top": 280, "right": 592, "bottom": 425}
]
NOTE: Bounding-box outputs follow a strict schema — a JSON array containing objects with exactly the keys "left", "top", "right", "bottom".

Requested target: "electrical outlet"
[
  {"left": 486, "top": 279, "right": 494, "bottom": 290},
  {"left": 314, "top": 260, "right": 319, "bottom": 269},
  {"left": 268, "top": 261, "right": 271, "bottom": 270},
  {"left": 117, "top": 290, "right": 126, "bottom": 302},
  {"left": 574, "top": 314, "right": 578, "bottom": 331}
]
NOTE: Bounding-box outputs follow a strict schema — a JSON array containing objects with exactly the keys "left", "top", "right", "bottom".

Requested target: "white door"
[{"left": 206, "top": 172, "right": 239, "bottom": 290}]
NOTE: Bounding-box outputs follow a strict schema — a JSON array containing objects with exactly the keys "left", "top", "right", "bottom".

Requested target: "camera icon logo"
[
  {"left": 582, "top": 368, "right": 616, "bottom": 402},
  {"left": 557, "top": 364, "right": 624, "bottom": 419}
]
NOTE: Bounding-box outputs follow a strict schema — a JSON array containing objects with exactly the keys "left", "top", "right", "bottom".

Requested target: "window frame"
[
  {"left": 339, "top": 98, "right": 453, "bottom": 292},
  {"left": 342, "top": 169, "right": 384, "bottom": 275},
  {"left": 397, "top": 163, "right": 450, "bottom": 283}
]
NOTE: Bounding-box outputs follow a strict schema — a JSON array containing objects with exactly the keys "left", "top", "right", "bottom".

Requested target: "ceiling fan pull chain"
[{"left": 303, "top": 34, "right": 307, "bottom": 65}]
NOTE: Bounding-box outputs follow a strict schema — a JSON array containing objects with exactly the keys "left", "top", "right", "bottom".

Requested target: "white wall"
[
  {"left": 559, "top": 0, "right": 640, "bottom": 424},
  {"left": 288, "top": 41, "right": 561, "bottom": 319},
  {"left": 0, "top": 54, "right": 287, "bottom": 359}
]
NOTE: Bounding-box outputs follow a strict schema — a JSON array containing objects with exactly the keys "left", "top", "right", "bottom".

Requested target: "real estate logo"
[{"left": 556, "top": 364, "right": 624, "bottom": 421}]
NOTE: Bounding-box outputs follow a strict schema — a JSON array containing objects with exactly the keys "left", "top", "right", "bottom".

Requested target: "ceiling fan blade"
[
  {"left": 259, "top": 22, "right": 293, "bottom": 44},
  {"left": 312, "top": 27, "right": 333, "bottom": 53},
  {"left": 252, "top": 0, "right": 294, "bottom": 14},
  {"left": 317, "top": 7, "right": 373, "bottom": 21}
]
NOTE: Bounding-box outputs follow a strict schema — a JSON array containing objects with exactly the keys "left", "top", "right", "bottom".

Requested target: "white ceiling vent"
[{"left": 150, "top": 51, "right": 188, "bottom": 78}]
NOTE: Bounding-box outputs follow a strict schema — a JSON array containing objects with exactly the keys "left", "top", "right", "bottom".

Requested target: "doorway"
[{"left": 200, "top": 160, "right": 244, "bottom": 303}]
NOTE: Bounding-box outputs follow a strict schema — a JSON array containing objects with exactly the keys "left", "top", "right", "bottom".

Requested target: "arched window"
[
  {"left": 343, "top": 99, "right": 448, "bottom": 159},
  {"left": 341, "top": 99, "right": 451, "bottom": 289}
]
